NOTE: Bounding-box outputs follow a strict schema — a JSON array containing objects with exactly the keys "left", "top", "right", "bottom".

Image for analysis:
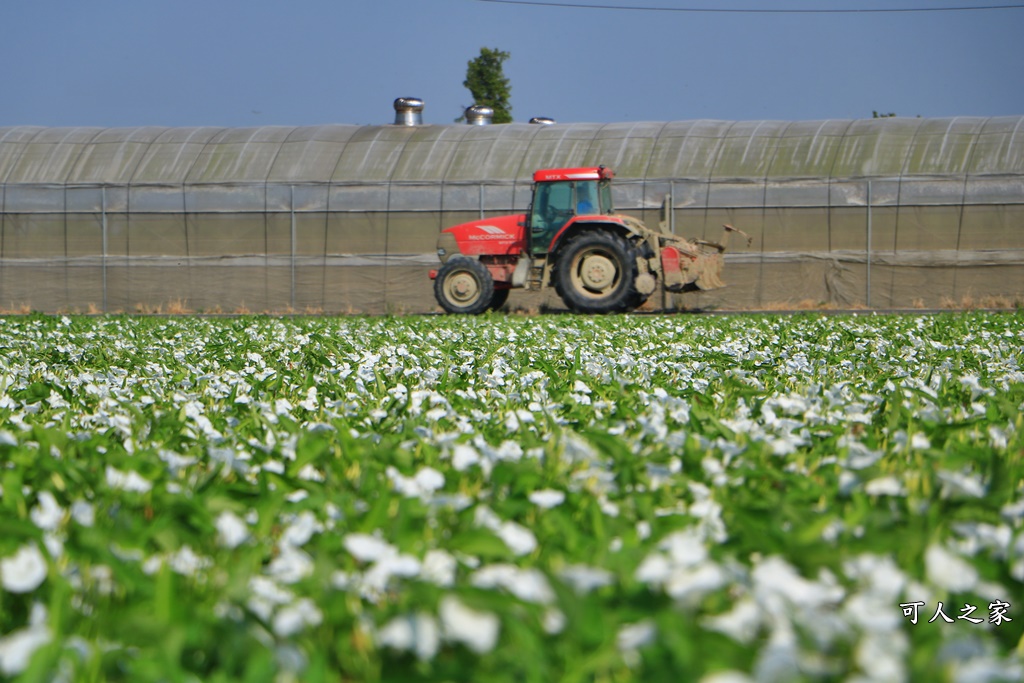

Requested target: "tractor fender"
[{"left": 547, "top": 216, "right": 644, "bottom": 257}]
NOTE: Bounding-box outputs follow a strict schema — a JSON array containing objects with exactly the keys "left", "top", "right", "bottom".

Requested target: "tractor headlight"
[{"left": 436, "top": 232, "right": 459, "bottom": 263}]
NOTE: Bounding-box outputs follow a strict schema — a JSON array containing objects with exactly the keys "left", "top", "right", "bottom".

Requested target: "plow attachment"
[{"left": 659, "top": 224, "right": 749, "bottom": 293}]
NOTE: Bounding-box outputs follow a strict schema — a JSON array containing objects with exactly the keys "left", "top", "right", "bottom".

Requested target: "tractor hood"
[{"left": 437, "top": 214, "right": 527, "bottom": 261}]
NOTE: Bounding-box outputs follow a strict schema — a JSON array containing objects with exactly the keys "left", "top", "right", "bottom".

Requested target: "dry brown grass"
[
  {"left": 941, "top": 294, "right": 1023, "bottom": 310},
  {"left": 757, "top": 299, "right": 849, "bottom": 311},
  {"left": 0, "top": 290, "right": 1020, "bottom": 317},
  {"left": 131, "top": 298, "right": 193, "bottom": 315},
  {"left": 165, "top": 299, "right": 192, "bottom": 315}
]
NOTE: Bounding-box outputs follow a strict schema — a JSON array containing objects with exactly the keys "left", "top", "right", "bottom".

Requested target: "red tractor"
[{"left": 429, "top": 166, "right": 745, "bottom": 314}]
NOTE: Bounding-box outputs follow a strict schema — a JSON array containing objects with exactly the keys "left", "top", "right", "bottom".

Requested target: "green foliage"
[
  {"left": 461, "top": 47, "right": 512, "bottom": 124},
  {"left": 0, "top": 312, "right": 1022, "bottom": 680}
]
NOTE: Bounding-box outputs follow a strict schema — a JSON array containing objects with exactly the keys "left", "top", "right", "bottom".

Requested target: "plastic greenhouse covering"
[{"left": 1, "top": 116, "right": 1022, "bottom": 312}]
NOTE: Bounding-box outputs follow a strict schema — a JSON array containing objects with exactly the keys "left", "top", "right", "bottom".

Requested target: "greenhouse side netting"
[{"left": 1, "top": 116, "right": 1022, "bottom": 312}]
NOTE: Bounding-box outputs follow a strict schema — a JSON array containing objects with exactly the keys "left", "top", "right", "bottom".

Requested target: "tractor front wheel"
[
  {"left": 555, "top": 231, "right": 640, "bottom": 314},
  {"left": 434, "top": 257, "right": 496, "bottom": 315}
]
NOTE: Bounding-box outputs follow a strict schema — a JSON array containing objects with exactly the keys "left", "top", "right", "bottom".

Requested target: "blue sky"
[{"left": 3, "top": 0, "right": 1022, "bottom": 128}]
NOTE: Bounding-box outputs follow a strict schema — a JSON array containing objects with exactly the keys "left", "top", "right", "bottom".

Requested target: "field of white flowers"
[{"left": 0, "top": 312, "right": 1022, "bottom": 682}]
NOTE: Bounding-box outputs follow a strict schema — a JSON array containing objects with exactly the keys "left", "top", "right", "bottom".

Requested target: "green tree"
[{"left": 460, "top": 47, "right": 512, "bottom": 123}]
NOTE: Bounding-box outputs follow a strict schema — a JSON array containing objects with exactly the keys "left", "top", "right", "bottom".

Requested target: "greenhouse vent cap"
[
  {"left": 465, "top": 105, "right": 494, "bottom": 125},
  {"left": 393, "top": 97, "right": 425, "bottom": 125}
]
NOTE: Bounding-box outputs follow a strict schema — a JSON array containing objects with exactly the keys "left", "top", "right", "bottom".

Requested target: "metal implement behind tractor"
[{"left": 429, "top": 166, "right": 747, "bottom": 314}]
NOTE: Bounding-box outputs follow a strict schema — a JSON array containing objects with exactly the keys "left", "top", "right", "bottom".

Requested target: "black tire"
[
  {"left": 622, "top": 288, "right": 650, "bottom": 313},
  {"left": 434, "top": 258, "right": 495, "bottom": 315},
  {"left": 554, "top": 231, "right": 640, "bottom": 314},
  {"left": 489, "top": 288, "right": 510, "bottom": 311}
]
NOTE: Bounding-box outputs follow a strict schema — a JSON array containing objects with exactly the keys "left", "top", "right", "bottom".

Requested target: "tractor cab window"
[
  {"left": 598, "top": 179, "right": 614, "bottom": 214},
  {"left": 575, "top": 181, "right": 599, "bottom": 215},
  {"left": 529, "top": 181, "right": 574, "bottom": 253}
]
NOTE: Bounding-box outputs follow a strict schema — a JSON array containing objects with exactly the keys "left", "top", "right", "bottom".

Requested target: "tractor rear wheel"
[
  {"left": 554, "top": 231, "right": 640, "bottom": 314},
  {"left": 435, "top": 257, "right": 495, "bottom": 315}
]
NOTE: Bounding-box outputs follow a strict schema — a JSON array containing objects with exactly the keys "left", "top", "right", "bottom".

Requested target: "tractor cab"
[{"left": 528, "top": 166, "right": 614, "bottom": 256}]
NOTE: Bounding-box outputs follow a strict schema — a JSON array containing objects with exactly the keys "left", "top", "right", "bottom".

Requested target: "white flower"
[
  {"left": 215, "top": 511, "right": 250, "bottom": 549},
  {"left": 699, "top": 672, "right": 754, "bottom": 683},
  {"left": 559, "top": 564, "right": 614, "bottom": 594},
  {"left": 528, "top": 489, "right": 565, "bottom": 509},
  {"left": 543, "top": 608, "right": 566, "bottom": 634},
  {"left": 854, "top": 632, "right": 909, "bottom": 682},
  {"left": 30, "top": 491, "right": 64, "bottom": 531},
  {"left": 616, "top": 619, "right": 657, "bottom": 651},
  {"left": 268, "top": 546, "right": 314, "bottom": 584},
  {"left": 660, "top": 528, "right": 709, "bottom": 568},
  {"left": 474, "top": 505, "right": 503, "bottom": 530},
  {"left": 386, "top": 466, "right": 445, "bottom": 499},
  {"left": 844, "top": 440, "right": 883, "bottom": 470},
  {"left": 471, "top": 564, "right": 554, "bottom": 604},
  {"left": 959, "top": 374, "right": 991, "bottom": 399},
  {"left": 1, "top": 544, "right": 48, "bottom": 594},
  {"left": 843, "top": 554, "right": 906, "bottom": 602},
  {"left": 937, "top": 470, "right": 986, "bottom": 499},
  {"left": 925, "top": 544, "right": 978, "bottom": 592},
  {"left": 451, "top": 444, "right": 481, "bottom": 471},
  {"left": 769, "top": 431, "right": 805, "bottom": 456},
  {"left": 70, "top": 500, "right": 95, "bottom": 527},
  {"left": 281, "top": 511, "right": 321, "bottom": 547},
  {"left": 439, "top": 596, "right": 500, "bottom": 654},
  {"left": 988, "top": 425, "right": 1008, "bottom": 450},
  {"left": 42, "top": 533, "right": 64, "bottom": 560},
  {"left": 703, "top": 598, "right": 761, "bottom": 644},
  {"left": 665, "top": 562, "right": 726, "bottom": 602},
  {"left": 298, "top": 387, "right": 319, "bottom": 411},
  {"left": 247, "top": 576, "right": 294, "bottom": 621},
  {"left": 414, "top": 467, "right": 445, "bottom": 494},
  {"left": 0, "top": 603, "right": 51, "bottom": 675},
  {"left": 864, "top": 476, "right": 904, "bottom": 496},
  {"left": 752, "top": 556, "right": 844, "bottom": 612},
  {"left": 344, "top": 534, "right": 396, "bottom": 563},
  {"left": 105, "top": 466, "right": 152, "bottom": 493},
  {"left": 272, "top": 598, "right": 323, "bottom": 637},
  {"left": 168, "top": 546, "right": 212, "bottom": 577},
  {"left": 361, "top": 554, "right": 422, "bottom": 593},
  {"left": 262, "top": 460, "right": 285, "bottom": 475},
  {"left": 421, "top": 550, "right": 457, "bottom": 587},
  {"left": 377, "top": 613, "right": 439, "bottom": 661},
  {"left": 910, "top": 432, "right": 931, "bottom": 450},
  {"left": 635, "top": 553, "right": 672, "bottom": 585},
  {"left": 496, "top": 521, "right": 537, "bottom": 556},
  {"left": 285, "top": 490, "right": 309, "bottom": 503}
]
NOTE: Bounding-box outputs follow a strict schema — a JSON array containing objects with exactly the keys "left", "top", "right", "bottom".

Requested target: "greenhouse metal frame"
[{"left": 1, "top": 116, "right": 1022, "bottom": 312}]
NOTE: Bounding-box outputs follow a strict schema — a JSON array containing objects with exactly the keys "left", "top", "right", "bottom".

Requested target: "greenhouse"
[{"left": 0, "top": 115, "right": 1022, "bottom": 313}]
